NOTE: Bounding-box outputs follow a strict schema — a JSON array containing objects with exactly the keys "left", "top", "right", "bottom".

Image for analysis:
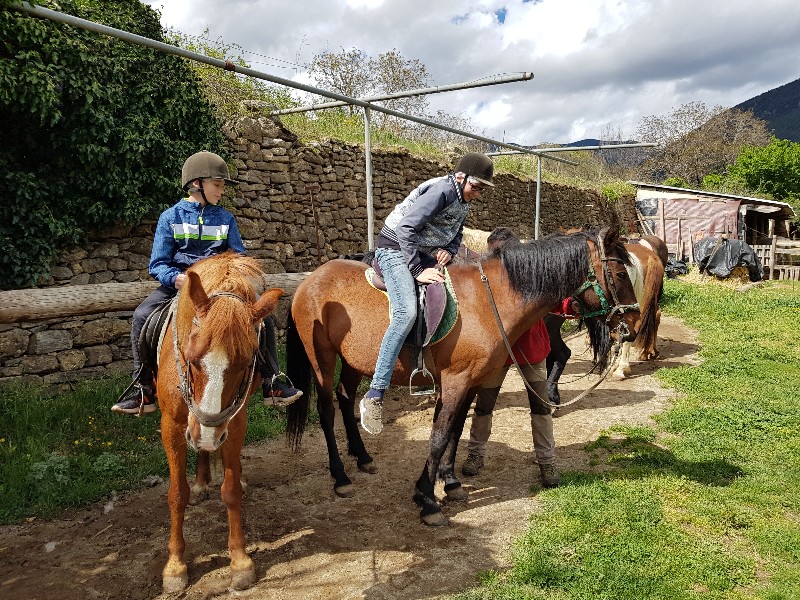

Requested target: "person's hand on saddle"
[
  {"left": 434, "top": 248, "right": 452, "bottom": 267},
  {"left": 416, "top": 266, "right": 445, "bottom": 284}
]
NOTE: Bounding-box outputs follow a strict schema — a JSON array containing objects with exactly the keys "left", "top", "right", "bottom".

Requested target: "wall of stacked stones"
[{"left": 0, "top": 116, "right": 635, "bottom": 389}]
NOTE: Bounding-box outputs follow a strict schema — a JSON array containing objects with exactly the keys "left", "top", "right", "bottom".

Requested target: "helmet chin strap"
[{"left": 187, "top": 180, "right": 209, "bottom": 205}]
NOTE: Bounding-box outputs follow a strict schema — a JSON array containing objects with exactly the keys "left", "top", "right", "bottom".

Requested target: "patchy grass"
[{"left": 453, "top": 280, "right": 800, "bottom": 599}]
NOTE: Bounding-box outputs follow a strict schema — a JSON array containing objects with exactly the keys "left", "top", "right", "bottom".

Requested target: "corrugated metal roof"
[{"left": 627, "top": 181, "right": 795, "bottom": 214}]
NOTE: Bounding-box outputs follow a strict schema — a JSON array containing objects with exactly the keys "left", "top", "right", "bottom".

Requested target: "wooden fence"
[{"left": 752, "top": 237, "right": 800, "bottom": 281}]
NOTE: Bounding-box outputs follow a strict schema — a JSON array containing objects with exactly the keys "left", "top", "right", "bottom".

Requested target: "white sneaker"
[{"left": 360, "top": 395, "right": 384, "bottom": 435}]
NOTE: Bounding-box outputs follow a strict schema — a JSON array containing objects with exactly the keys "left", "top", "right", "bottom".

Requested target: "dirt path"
[{"left": 0, "top": 316, "right": 698, "bottom": 600}]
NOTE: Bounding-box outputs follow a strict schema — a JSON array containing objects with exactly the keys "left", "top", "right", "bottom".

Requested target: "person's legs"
[
  {"left": 522, "top": 361, "right": 560, "bottom": 487},
  {"left": 361, "top": 248, "right": 417, "bottom": 434},
  {"left": 112, "top": 286, "right": 175, "bottom": 415},
  {"left": 259, "top": 316, "right": 301, "bottom": 406},
  {"left": 462, "top": 366, "right": 508, "bottom": 476}
]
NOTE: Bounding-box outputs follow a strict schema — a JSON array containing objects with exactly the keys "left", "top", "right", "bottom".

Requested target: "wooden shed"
[{"left": 628, "top": 181, "right": 795, "bottom": 261}]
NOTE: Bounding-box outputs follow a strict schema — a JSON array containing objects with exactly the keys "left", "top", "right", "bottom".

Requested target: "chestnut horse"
[
  {"left": 611, "top": 235, "right": 668, "bottom": 379},
  {"left": 545, "top": 234, "right": 668, "bottom": 399},
  {"left": 155, "top": 252, "right": 283, "bottom": 593},
  {"left": 285, "top": 226, "right": 639, "bottom": 525}
]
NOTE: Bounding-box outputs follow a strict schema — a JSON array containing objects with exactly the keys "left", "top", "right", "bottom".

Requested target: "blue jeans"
[{"left": 371, "top": 248, "right": 418, "bottom": 389}]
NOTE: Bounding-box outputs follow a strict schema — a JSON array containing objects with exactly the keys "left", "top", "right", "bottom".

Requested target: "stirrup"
[{"left": 409, "top": 365, "right": 436, "bottom": 396}]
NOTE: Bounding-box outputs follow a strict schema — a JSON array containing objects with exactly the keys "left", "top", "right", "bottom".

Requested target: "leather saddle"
[
  {"left": 137, "top": 298, "right": 175, "bottom": 379},
  {"left": 369, "top": 258, "right": 448, "bottom": 349}
]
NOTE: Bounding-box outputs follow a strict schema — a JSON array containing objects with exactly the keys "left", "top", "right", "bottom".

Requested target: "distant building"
[{"left": 628, "top": 181, "right": 795, "bottom": 260}]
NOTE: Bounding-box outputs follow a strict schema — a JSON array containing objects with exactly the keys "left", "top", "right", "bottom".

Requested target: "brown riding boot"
[
  {"left": 461, "top": 452, "right": 484, "bottom": 477},
  {"left": 539, "top": 463, "right": 561, "bottom": 488}
]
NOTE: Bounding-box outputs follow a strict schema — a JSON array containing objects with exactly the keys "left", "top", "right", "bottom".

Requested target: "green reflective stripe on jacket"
[{"left": 200, "top": 224, "right": 229, "bottom": 241}]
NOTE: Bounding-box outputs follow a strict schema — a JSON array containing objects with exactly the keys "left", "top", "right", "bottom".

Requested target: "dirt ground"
[{"left": 0, "top": 315, "right": 699, "bottom": 600}]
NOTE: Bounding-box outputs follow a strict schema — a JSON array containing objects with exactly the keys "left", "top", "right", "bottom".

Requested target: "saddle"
[
  {"left": 365, "top": 259, "right": 459, "bottom": 395},
  {"left": 137, "top": 298, "right": 175, "bottom": 380}
]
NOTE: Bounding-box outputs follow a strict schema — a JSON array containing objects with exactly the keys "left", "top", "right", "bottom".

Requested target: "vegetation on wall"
[{"left": 0, "top": 0, "right": 225, "bottom": 289}]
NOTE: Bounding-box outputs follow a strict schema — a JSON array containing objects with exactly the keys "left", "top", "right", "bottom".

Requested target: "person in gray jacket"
[{"left": 360, "top": 152, "right": 494, "bottom": 434}]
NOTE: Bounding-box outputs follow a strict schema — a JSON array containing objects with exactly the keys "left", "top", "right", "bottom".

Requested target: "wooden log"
[{"left": 0, "top": 273, "right": 310, "bottom": 324}]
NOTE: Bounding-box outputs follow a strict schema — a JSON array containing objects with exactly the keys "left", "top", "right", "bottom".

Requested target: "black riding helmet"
[{"left": 455, "top": 152, "right": 495, "bottom": 187}]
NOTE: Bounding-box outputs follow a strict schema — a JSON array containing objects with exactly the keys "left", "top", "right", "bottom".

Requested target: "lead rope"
[{"left": 477, "top": 260, "right": 621, "bottom": 409}]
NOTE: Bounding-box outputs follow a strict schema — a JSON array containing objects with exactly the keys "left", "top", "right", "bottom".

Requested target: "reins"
[
  {"left": 172, "top": 291, "right": 261, "bottom": 428},
  {"left": 476, "top": 236, "right": 636, "bottom": 409}
]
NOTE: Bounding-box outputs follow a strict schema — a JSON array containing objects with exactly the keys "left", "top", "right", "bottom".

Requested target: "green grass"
[
  {"left": 0, "top": 375, "right": 289, "bottom": 525},
  {"left": 453, "top": 279, "right": 800, "bottom": 600}
]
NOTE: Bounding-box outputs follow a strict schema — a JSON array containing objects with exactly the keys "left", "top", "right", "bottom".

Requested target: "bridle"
[
  {"left": 172, "top": 291, "right": 262, "bottom": 428},
  {"left": 477, "top": 234, "right": 640, "bottom": 408},
  {"left": 571, "top": 235, "right": 640, "bottom": 333}
]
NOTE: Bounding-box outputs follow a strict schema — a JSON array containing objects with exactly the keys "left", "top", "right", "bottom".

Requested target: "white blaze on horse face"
[{"left": 199, "top": 348, "right": 229, "bottom": 449}]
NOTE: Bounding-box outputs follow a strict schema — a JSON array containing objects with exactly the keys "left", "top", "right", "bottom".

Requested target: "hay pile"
[{"left": 678, "top": 266, "right": 759, "bottom": 290}]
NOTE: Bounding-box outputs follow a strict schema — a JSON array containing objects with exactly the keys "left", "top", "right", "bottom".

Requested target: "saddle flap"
[
  {"left": 138, "top": 299, "right": 174, "bottom": 376},
  {"left": 422, "top": 282, "right": 447, "bottom": 346}
]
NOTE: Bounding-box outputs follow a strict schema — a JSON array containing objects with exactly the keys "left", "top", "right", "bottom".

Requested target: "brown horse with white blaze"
[
  {"left": 155, "top": 252, "right": 283, "bottom": 593},
  {"left": 285, "top": 226, "right": 640, "bottom": 525}
]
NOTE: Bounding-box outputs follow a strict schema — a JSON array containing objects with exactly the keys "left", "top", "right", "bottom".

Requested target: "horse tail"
[
  {"left": 285, "top": 314, "right": 310, "bottom": 450},
  {"left": 635, "top": 257, "right": 665, "bottom": 354}
]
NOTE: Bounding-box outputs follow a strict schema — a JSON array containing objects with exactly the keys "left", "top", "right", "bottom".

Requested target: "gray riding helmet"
[{"left": 181, "top": 151, "right": 240, "bottom": 190}]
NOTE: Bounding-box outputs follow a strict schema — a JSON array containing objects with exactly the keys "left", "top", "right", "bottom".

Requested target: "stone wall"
[{"left": 0, "top": 116, "right": 635, "bottom": 389}]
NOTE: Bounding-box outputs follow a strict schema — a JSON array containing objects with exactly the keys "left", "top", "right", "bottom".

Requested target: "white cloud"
[{"left": 139, "top": 0, "right": 800, "bottom": 144}]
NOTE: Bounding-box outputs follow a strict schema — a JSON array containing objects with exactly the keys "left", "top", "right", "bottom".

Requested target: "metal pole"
[
  {"left": 535, "top": 156, "right": 542, "bottom": 240},
  {"left": 11, "top": 3, "right": 551, "bottom": 160},
  {"left": 273, "top": 73, "right": 533, "bottom": 115},
  {"left": 364, "top": 107, "right": 375, "bottom": 251}
]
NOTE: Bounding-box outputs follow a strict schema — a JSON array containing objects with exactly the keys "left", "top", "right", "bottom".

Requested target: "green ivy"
[{"left": 0, "top": 0, "right": 226, "bottom": 289}]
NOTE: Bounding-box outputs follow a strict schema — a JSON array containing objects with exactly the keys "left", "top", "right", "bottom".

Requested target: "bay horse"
[
  {"left": 285, "top": 226, "right": 639, "bottom": 525},
  {"left": 155, "top": 252, "right": 283, "bottom": 593}
]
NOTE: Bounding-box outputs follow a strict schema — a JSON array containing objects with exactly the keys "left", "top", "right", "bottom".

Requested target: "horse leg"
[
  {"left": 316, "top": 377, "right": 356, "bottom": 498},
  {"left": 612, "top": 341, "right": 632, "bottom": 380},
  {"left": 439, "top": 389, "right": 473, "bottom": 502},
  {"left": 414, "top": 387, "right": 467, "bottom": 526},
  {"left": 189, "top": 450, "right": 211, "bottom": 505},
  {"left": 337, "top": 361, "right": 376, "bottom": 474},
  {"left": 544, "top": 315, "right": 569, "bottom": 405},
  {"left": 161, "top": 414, "right": 191, "bottom": 593},
  {"left": 219, "top": 414, "right": 255, "bottom": 590}
]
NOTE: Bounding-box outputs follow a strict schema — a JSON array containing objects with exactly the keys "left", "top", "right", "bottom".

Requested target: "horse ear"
[
  {"left": 600, "top": 224, "right": 620, "bottom": 248},
  {"left": 252, "top": 288, "right": 284, "bottom": 322},
  {"left": 186, "top": 271, "right": 211, "bottom": 315}
]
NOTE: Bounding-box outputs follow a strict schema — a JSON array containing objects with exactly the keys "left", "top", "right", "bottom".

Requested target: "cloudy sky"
[{"left": 142, "top": 0, "right": 799, "bottom": 146}]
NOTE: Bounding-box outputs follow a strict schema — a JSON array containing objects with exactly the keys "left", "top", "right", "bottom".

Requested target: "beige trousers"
[{"left": 466, "top": 361, "right": 555, "bottom": 465}]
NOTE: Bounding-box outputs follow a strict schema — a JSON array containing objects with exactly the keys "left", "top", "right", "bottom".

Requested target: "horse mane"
[
  {"left": 176, "top": 252, "right": 266, "bottom": 359},
  {"left": 500, "top": 230, "right": 595, "bottom": 305}
]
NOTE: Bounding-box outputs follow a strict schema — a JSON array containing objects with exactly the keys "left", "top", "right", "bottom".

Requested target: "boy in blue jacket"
[{"left": 111, "top": 151, "right": 300, "bottom": 415}]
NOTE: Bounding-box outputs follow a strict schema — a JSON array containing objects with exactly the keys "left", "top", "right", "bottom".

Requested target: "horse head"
[
  {"left": 178, "top": 257, "right": 283, "bottom": 452},
  {"left": 572, "top": 226, "right": 640, "bottom": 356}
]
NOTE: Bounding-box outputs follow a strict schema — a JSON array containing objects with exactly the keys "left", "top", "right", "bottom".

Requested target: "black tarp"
[{"left": 694, "top": 236, "right": 763, "bottom": 281}]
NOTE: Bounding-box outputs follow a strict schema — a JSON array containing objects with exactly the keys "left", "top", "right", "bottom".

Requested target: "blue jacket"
[
  {"left": 377, "top": 175, "right": 469, "bottom": 277},
  {"left": 148, "top": 199, "right": 246, "bottom": 289}
]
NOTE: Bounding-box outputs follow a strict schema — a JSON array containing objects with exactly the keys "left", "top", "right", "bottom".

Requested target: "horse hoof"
[
  {"left": 421, "top": 511, "right": 449, "bottom": 527},
  {"left": 163, "top": 573, "right": 189, "bottom": 594},
  {"left": 230, "top": 566, "right": 257, "bottom": 590},
  {"left": 189, "top": 486, "right": 210, "bottom": 506},
  {"left": 358, "top": 461, "right": 378, "bottom": 474},
  {"left": 445, "top": 486, "right": 469, "bottom": 502},
  {"left": 334, "top": 483, "right": 356, "bottom": 498}
]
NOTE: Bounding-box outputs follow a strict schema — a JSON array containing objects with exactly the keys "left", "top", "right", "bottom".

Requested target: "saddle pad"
[{"left": 364, "top": 267, "right": 459, "bottom": 345}]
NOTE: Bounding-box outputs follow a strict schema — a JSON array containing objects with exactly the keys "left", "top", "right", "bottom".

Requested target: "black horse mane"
[{"left": 500, "top": 230, "right": 593, "bottom": 304}]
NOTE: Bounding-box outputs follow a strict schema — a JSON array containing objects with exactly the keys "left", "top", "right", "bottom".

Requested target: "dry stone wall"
[{"left": 0, "top": 116, "right": 634, "bottom": 389}]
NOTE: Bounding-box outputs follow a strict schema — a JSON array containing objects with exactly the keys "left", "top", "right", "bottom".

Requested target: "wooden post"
[
  {"left": 768, "top": 235, "right": 777, "bottom": 280},
  {"left": 658, "top": 199, "right": 666, "bottom": 239}
]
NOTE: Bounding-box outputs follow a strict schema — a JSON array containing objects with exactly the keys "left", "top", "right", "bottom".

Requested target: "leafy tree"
[
  {"left": 727, "top": 137, "right": 800, "bottom": 218},
  {"left": 634, "top": 101, "right": 771, "bottom": 187},
  {"left": 308, "top": 48, "right": 372, "bottom": 114},
  {"left": 0, "top": 0, "right": 225, "bottom": 289}
]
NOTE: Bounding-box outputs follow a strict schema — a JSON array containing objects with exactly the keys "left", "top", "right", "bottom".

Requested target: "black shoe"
[
  {"left": 263, "top": 378, "right": 302, "bottom": 407},
  {"left": 111, "top": 383, "right": 157, "bottom": 415}
]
